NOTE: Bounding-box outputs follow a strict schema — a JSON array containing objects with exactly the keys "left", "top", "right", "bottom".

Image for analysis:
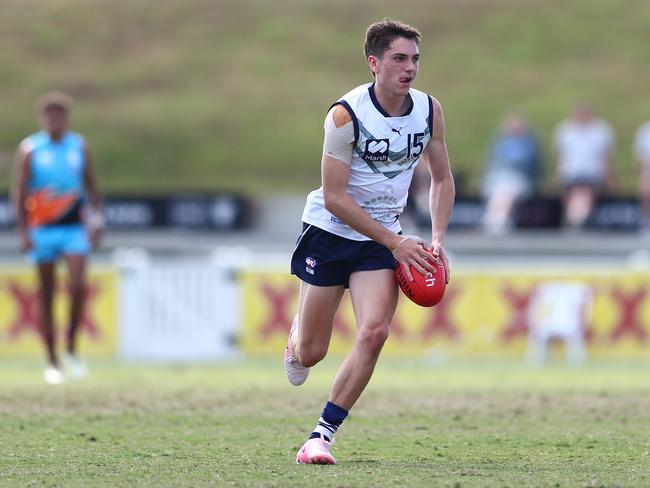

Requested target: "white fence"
[{"left": 117, "top": 252, "right": 239, "bottom": 362}]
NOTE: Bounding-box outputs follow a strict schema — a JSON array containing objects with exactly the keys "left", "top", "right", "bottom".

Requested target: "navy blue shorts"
[{"left": 290, "top": 223, "right": 397, "bottom": 288}]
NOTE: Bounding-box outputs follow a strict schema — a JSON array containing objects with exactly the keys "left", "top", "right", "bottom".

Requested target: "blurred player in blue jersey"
[
  {"left": 12, "top": 92, "right": 104, "bottom": 385},
  {"left": 286, "top": 20, "right": 455, "bottom": 464}
]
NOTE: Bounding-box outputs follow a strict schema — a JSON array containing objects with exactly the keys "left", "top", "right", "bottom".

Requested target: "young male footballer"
[
  {"left": 285, "top": 19, "right": 455, "bottom": 464},
  {"left": 13, "top": 92, "right": 103, "bottom": 384}
]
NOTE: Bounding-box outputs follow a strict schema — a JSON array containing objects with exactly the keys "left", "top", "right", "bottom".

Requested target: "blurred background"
[{"left": 1, "top": 0, "right": 649, "bottom": 366}]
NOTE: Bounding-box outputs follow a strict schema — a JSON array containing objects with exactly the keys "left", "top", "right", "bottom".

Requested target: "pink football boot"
[
  {"left": 296, "top": 434, "right": 336, "bottom": 465},
  {"left": 284, "top": 316, "right": 309, "bottom": 386}
]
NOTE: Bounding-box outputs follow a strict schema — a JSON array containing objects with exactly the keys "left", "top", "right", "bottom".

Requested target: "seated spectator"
[
  {"left": 554, "top": 103, "right": 615, "bottom": 229},
  {"left": 481, "top": 113, "right": 541, "bottom": 234},
  {"left": 634, "top": 120, "right": 650, "bottom": 234}
]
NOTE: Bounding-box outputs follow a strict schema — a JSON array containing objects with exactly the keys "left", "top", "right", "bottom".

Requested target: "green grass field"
[
  {"left": 1, "top": 358, "right": 649, "bottom": 487},
  {"left": 1, "top": 0, "right": 650, "bottom": 194}
]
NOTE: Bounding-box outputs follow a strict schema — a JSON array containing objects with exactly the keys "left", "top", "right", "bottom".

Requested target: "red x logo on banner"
[
  {"left": 609, "top": 286, "right": 648, "bottom": 342},
  {"left": 500, "top": 283, "right": 536, "bottom": 342},
  {"left": 7, "top": 282, "right": 41, "bottom": 339},
  {"left": 259, "top": 282, "right": 299, "bottom": 339},
  {"left": 5, "top": 280, "right": 103, "bottom": 341}
]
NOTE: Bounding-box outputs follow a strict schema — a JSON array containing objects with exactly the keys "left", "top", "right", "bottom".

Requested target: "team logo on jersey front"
[{"left": 363, "top": 139, "right": 390, "bottom": 163}]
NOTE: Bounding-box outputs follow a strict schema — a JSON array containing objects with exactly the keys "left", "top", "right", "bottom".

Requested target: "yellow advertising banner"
[
  {"left": 242, "top": 268, "right": 650, "bottom": 359},
  {"left": 0, "top": 266, "right": 117, "bottom": 357}
]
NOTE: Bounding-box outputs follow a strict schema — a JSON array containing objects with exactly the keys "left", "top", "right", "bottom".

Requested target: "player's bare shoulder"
[
  {"left": 331, "top": 104, "right": 352, "bottom": 128},
  {"left": 16, "top": 137, "right": 34, "bottom": 158}
]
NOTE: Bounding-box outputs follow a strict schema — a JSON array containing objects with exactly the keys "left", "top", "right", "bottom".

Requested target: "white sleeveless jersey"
[{"left": 302, "top": 82, "right": 433, "bottom": 241}]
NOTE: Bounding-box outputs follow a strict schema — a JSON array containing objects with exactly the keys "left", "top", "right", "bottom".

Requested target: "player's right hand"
[
  {"left": 391, "top": 235, "right": 438, "bottom": 281},
  {"left": 20, "top": 231, "right": 33, "bottom": 252}
]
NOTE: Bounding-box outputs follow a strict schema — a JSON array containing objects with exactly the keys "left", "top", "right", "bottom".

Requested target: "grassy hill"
[{"left": 1, "top": 0, "right": 649, "bottom": 195}]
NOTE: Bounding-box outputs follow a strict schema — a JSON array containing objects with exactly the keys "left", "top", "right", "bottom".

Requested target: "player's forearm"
[
  {"left": 324, "top": 192, "right": 401, "bottom": 249},
  {"left": 84, "top": 173, "right": 103, "bottom": 211},
  {"left": 13, "top": 188, "right": 28, "bottom": 234},
  {"left": 83, "top": 148, "right": 103, "bottom": 211},
  {"left": 16, "top": 209, "right": 26, "bottom": 229},
  {"left": 429, "top": 174, "right": 455, "bottom": 244},
  {"left": 16, "top": 210, "right": 29, "bottom": 235},
  {"left": 87, "top": 191, "right": 103, "bottom": 211},
  {"left": 12, "top": 150, "right": 30, "bottom": 234}
]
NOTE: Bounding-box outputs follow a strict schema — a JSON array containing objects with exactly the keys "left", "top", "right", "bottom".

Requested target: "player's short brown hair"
[
  {"left": 37, "top": 91, "right": 72, "bottom": 114},
  {"left": 364, "top": 19, "right": 421, "bottom": 59}
]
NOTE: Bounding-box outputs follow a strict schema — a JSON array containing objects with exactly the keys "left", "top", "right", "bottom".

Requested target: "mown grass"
[
  {"left": 1, "top": 359, "right": 649, "bottom": 487},
  {"left": 0, "top": 0, "right": 649, "bottom": 195}
]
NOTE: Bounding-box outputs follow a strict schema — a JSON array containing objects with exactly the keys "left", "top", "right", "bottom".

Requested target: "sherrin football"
[{"left": 395, "top": 254, "right": 447, "bottom": 307}]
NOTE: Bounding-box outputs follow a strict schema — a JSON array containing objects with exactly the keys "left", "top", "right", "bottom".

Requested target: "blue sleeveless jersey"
[{"left": 21, "top": 131, "right": 86, "bottom": 226}]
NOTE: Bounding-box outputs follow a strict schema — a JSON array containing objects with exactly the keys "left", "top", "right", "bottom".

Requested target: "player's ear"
[{"left": 367, "top": 55, "right": 379, "bottom": 75}]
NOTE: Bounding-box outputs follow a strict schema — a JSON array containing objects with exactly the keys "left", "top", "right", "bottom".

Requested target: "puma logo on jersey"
[
  {"left": 391, "top": 126, "right": 403, "bottom": 136},
  {"left": 363, "top": 138, "right": 390, "bottom": 162}
]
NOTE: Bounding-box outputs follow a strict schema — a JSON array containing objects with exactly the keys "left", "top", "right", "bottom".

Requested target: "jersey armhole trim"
[
  {"left": 329, "top": 101, "right": 359, "bottom": 145},
  {"left": 427, "top": 96, "right": 434, "bottom": 136}
]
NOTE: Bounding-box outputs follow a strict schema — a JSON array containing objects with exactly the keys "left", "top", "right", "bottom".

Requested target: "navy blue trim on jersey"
[
  {"left": 427, "top": 96, "right": 434, "bottom": 136},
  {"left": 368, "top": 83, "right": 413, "bottom": 118},
  {"left": 330, "top": 101, "right": 359, "bottom": 144},
  {"left": 291, "top": 223, "right": 397, "bottom": 288}
]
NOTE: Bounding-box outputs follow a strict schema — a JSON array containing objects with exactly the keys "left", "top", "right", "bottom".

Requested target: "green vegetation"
[
  {"left": 1, "top": 0, "right": 649, "bottom": 194},
  {"left": 1, "top": 359, "right": 649, "bottom": 487}
]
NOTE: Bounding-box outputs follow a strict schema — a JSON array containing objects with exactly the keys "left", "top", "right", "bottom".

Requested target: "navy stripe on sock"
[
  {"left": 322, "top": 401, "right": 348, "bottom": 427},
  {"left": 310, "top": 432, "right": 330, "bottom": 442}
]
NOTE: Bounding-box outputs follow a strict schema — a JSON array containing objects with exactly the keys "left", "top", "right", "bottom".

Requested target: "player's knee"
[
  {"left": 298, "top": 346, "right": 327, "bottom": 368},
  {"left": 296, "top": 334, "right": 327, "bottom": 366},
  {"left": 357, "top": 321, "right": 390, "bottom": 354}
]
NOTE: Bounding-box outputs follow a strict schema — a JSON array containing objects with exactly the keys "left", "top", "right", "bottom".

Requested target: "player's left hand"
[
  {"left": 89, "top": 228, "right": 102, "bottom": 249},
  {"left": 430, "top": 241, "right": 450, "bottom": 283}
]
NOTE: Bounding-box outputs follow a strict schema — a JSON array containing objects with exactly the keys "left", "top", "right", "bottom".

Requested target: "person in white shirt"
[
  {"left": 553, "top": 103, "right": 615, "bottom": 228},
  {"left": 634, "top": 121, "right": 650, "bottom": 233}
]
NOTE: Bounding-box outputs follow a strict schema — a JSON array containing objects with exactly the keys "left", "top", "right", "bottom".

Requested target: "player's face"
[
  {"left": 370, "top": 37, "right": 420, "bottom": 96},
  {"left": 40, "top": 106, "right": 68, "bottom": 136}
]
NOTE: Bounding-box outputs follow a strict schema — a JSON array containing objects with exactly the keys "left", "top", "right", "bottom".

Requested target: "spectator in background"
[
  {"left": 634, "top": 120, "right": 650, "bottom": 234},
  {"left": 554, "top": 103, "right": 615, "bottom": 229},
  {"left": 481, "top": 113, "right": 541, "bottom": 235}
]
